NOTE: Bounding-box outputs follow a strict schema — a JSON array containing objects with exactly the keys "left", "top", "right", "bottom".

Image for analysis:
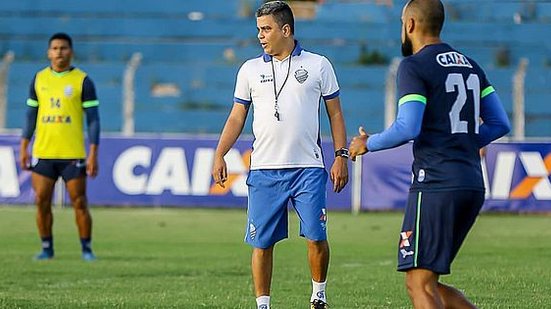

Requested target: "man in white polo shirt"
[{"left": 212, "top": 2, "right": 348, "bottom": 308}]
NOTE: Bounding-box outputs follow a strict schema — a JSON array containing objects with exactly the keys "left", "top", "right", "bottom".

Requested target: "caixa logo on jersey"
[
  {"left": 485, "top": 150, "right": 551, "bottom": 200},
  {"left": 436, "top": 51, "right": 472, "bottom": 68},
  {"left": 111, "top": 146, "right": 250, "bottom": 197}
]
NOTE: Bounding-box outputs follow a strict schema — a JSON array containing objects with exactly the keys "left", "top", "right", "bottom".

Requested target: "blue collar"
[{"left": 262, "top": 40, "right": 303, "bottom": 62}]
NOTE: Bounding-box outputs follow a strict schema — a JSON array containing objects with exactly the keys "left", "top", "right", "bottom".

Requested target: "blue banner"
[
  {"left": 359, "top": 141, "right": 551, "bottom": 212},
  {"left": 482, "top": 143, "right": 551, "bottom": 211},
  {"left": 0, "top": 134, "right": 352, "bottom": 209},
  {"left": 360, "top": 143, "right": 413, "bottom": 210},
  {"left": 2, "top": 134, "right": 550, "bottom": 211}
]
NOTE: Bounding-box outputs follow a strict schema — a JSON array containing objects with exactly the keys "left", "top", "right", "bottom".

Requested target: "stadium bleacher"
[
  {"left": 0, "top": 0, "right": 243, "bottom": 18},
  {"left": 0, "top": 0, "right": 549, "bottom": 137}
]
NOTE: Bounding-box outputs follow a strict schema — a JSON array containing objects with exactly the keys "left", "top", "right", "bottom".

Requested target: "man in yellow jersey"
[{"left": 19, "top": 33, "right": 100, "bottom": 261}]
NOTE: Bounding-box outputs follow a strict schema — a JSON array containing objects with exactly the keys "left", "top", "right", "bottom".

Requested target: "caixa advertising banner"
[
  {"left": 1, "top": 134, "right": 550, "bottom": 211},
  {"left": 0, "top": 134, "right": 351, "bottom": 209},
  {"left": 360, "top": 142, "right": 551, "bottom": 212}
]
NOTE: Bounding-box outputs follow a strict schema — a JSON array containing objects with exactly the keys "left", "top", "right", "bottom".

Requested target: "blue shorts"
[
  {"left": 31, "top": 159, "right": 87, "bottom": 182},
  {"left": 397, "top": 190, "right": 484, "bottom": 275},
  {"left": 245, "top": 168, "right": 328, "bottom": 249}
]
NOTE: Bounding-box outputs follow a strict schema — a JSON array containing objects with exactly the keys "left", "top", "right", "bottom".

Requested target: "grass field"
[{"left": 0, "top": 206, "right": 550, "bottom": 308}]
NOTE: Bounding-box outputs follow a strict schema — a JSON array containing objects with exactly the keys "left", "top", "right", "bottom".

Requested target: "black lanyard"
[{"left": 270, "top": 55, "right": 292, "bottom": 121}]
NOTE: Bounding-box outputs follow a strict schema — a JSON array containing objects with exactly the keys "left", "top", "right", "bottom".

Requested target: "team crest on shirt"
[
  {"left": 294, "top": 67, "right": 308, "bottom": 84},
  {"left": 64, "top": 85, "right": 73, "bottom": 97},
  {"left": 417, "top": 169, "right": 426, "bottom": 182}
]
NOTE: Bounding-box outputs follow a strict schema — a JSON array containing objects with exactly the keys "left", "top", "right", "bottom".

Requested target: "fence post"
[
  {"left": 384, "top": 57, "right": 401, "bottom": 128},
  {"left": 351, "top": 158, "right": 363, "bottom": 215},
  {"left": 0, "top": 51, "right": 15, "bottom": 130},
  {"left": 54, "top": 180, "right": 65, "bottom": 208},
  {"left": 122, "top": 52, "right": 142, "bottom": 136},
  {"left": 512, "top": 58, "right": 528, "bottom": 140}
]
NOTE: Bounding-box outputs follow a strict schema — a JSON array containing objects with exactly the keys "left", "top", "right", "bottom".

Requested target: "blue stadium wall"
[{"left": 1, "top": 0, "right": 551, "bottom": 137}]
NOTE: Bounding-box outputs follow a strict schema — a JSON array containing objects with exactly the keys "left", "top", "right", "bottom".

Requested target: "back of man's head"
[
  {"left": 405, "top": 0, "right": 445, "bottom": 36},
  {"left": 48, "top": 32, "right": 73, "bottom": 48},
  {"left": 256, "top": 1, "right": 295, "bottom": 35}
]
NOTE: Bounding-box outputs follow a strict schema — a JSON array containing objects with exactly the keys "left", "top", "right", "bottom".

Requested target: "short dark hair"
[
  {"left": 256, "top": 1, "right": 295, "bottom": 35},
  {"left": 407, "top": 0, "right": 445, "bottom": 36},
  {"left": 48, "top": 32, "right": 73, "bottom": 48}
]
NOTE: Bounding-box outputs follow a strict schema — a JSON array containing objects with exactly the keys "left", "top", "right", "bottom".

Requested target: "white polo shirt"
[{"left": 234, "top": 41, "right": 340, "bottom": 170}]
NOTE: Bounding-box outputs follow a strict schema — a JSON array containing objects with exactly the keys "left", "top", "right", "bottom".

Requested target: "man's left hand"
[
  {"left": 330, "top": 157, "right": 348, "bottom": 193},
  {"left": 86, "top": 155, "right": 99, "bottom": 178}
]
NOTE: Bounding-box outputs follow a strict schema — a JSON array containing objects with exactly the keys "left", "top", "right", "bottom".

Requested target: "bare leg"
[
  {"left": 252, "top": 246, "right": 274, "bottom": 297},
  {"left": 65, "top": 176, "right": 91, "bottom": 239},
  {"left": 32, "top": 173, "right": 56, "bottom": 237},
  {"left": 405, "top": 268, "right": 445, "bottom": 309},
  {"left": 307, "top": 240, "right": 330, "bottom": 282},
  {"left": 437, "top": 282, "right": 478, "bottom": 309}
]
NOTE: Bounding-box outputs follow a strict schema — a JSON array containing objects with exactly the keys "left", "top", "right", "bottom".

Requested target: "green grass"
[{"left": 0, "top": 206, "right": 550, "bottom": 308}]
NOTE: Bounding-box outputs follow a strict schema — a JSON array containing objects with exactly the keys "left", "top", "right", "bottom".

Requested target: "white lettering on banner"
[
  {"left": 490, "top": 151, "right": 516, "bottom": 199},
  {"left": 533, "top": 178, "right": 551, "bottom": 199},
  {"left": 189, "top": 148, "right": 248, "bottom": 196},
  {"left": 191, "top": 148, "right": 214, "bottom": 195},
  {"left": 112, "top": 146, "right": 248, "bottom": 197},
  {"left": 113, "top": 146, "right": 151, "bottom": 195},
  {"left": 518, "top": 152, "right": 551, "bottom": 199},
  {"left": 0, "top": 147, "right": 20, "bottom": 197},
  {"left": 519, "top": 152, "right": 549, "bottom": 177},
  {"left": 481, "top": 159, "right": 490, "bottom": 199},
  {"left": 146, "top": 148, "right": 190, "bottom": 195},
  {"left": 223, "top": 148, "right": 248, "bottom": 196},
  {"left": 488, "top": 151, "right": 551, "bottom": 200}
]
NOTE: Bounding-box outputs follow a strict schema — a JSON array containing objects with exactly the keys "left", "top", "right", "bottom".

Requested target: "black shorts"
[
  {"left": 31, "top": 159, "right": 87, "bottom": 182},
  {"left": 397, "top": 190, "right": 485, "bottom": 275}
]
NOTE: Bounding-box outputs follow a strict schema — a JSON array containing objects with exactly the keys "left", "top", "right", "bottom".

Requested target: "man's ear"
[
  {"left": 282, "top": 24, "right": 292, "bottom": 37},
  {"left": 406, "top": 17, "right": 415, "bottom": 34}
]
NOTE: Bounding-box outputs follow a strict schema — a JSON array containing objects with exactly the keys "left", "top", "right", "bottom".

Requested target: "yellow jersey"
[{"left": 27, "top": 67, "right": 99, "bottom": 159}]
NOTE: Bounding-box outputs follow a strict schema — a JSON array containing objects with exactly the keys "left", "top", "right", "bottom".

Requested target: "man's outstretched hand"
[{"left": 349, "top": 126, "right": 369, "bottom": 161}]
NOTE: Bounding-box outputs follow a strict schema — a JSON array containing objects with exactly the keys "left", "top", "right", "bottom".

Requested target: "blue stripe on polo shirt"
[
  {"left": 322, "top": 90, "right": 340, "bottom": 100},
  {"left": 234, "top": 97, "right": 252, "bottom": 105}
]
